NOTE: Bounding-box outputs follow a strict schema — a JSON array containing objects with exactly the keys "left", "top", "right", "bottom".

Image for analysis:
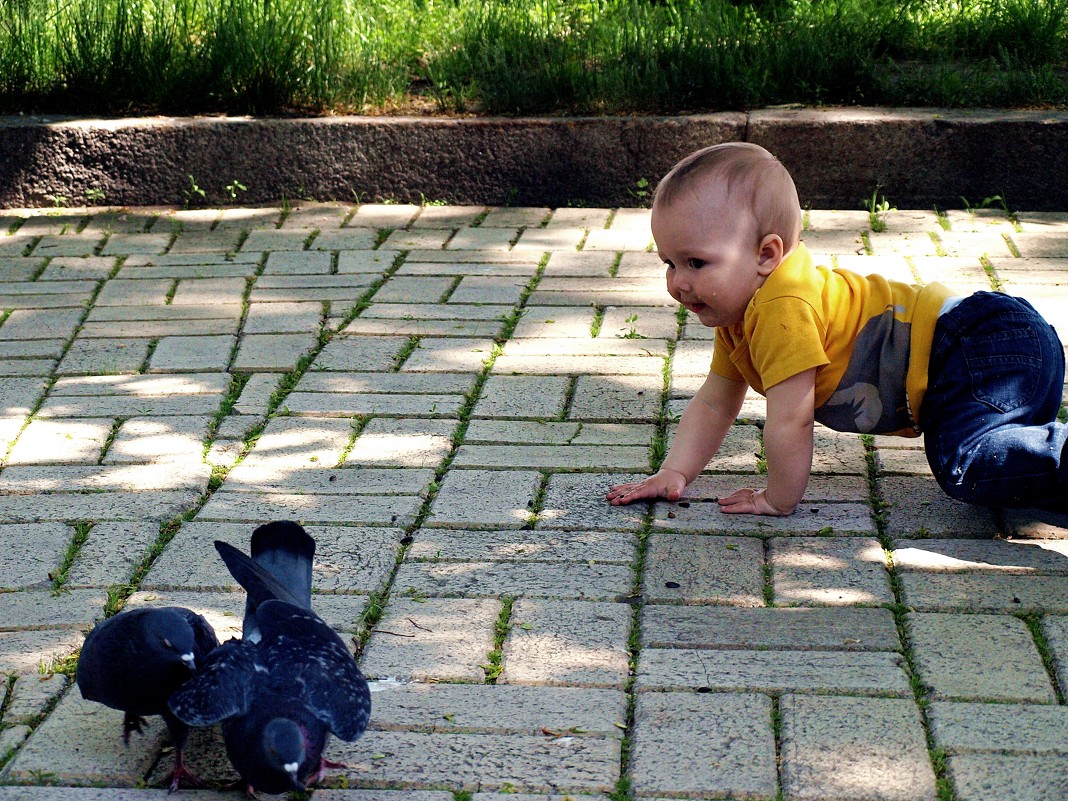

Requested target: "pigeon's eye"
[{"left": 162, "top": 638, "right": 172, "bottom": 648}]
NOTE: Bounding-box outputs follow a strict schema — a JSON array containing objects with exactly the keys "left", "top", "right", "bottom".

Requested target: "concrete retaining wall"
[{"left": 1, "top": 107, "right": 1066, "bottom": 209}]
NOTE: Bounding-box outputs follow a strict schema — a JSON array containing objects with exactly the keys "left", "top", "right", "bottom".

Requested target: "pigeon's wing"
[
  {"left": 258, "top": 600, "right": 371, "bottom": 741},
  {"left": 175, "top": 607, "right": 220, "bottom": 661},
  {"left": 250, "top": 521, "right": 314, "bottom": 609},
  {"left": 167, "top": 639, "right": 256, "bottom": 726}
]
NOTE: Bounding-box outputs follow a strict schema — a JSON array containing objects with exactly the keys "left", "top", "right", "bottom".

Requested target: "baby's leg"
[{"left": 921, "top": 291, "right": 1067, "bottom": 510}]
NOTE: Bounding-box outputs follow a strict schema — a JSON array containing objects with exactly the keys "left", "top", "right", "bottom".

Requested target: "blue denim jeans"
[{"left": 921, "top": 291, "right": 1067, "bottom": 510}]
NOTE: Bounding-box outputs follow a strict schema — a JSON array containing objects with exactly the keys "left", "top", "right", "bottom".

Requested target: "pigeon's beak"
[
  {"left": 180, "top": 653, "right": 196, "bottom": 671},
  {"left": 284, "top": 762, "right": 304, "bottom": 790}
]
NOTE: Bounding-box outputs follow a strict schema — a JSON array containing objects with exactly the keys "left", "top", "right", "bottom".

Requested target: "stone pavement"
[{"left": 0, "top": 202, "right": 1066, "bottom": 801}]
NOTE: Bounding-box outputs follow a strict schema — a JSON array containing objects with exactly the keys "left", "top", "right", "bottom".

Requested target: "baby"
[{"left": 606, "top": 142, "right": 1067, "bottom": 516}]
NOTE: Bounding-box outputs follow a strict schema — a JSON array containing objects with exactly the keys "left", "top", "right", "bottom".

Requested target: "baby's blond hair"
[{"left": 654, "top": 142, "right": 802, "bottom": 251}]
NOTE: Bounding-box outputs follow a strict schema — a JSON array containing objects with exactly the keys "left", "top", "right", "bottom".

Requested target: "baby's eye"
[
  {"left": 663, "top": 260, "right": 675, "bottom": 270},
  {"left": 687, "top": 258, "right": 706, "bottom": 269}
]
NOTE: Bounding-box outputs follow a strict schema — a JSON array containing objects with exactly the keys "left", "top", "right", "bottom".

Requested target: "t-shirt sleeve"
[{"left": 747, "top": 297, "right": 830, "bottom": 390}]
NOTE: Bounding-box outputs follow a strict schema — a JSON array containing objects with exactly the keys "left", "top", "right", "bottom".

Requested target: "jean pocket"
[{"left": 962, "top": 326, "right": 1042, "bottom": 413}]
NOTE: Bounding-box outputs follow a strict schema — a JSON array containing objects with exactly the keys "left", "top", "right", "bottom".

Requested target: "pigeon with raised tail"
[
  {"left": 76, "top": 605, "right": 219, "bottom": 792},
  {"left": 168, "top": 521, "right": 371, "bottom": 796}
]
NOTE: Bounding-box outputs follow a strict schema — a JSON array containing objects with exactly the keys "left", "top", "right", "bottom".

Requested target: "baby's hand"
[
  {"left": 718, "top": 488, "right": 794, "bottom": 516},
  {"left": 605, "top": 469, "right": 687, "bottom": 506}
]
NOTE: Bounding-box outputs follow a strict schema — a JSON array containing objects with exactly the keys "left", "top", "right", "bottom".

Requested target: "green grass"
[{"left": 1, "top": 0, "right": 1066, "bottom": 116}]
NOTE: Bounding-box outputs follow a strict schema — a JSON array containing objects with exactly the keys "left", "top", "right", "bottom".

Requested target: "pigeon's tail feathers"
[
  {"left": 214, "top": 540, "right": 308, "bottom": 611},
  {"left": 250, "top": 521, "right": 315, "bottom": 608}
]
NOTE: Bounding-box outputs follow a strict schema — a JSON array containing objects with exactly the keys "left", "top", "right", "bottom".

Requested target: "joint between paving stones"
[{"left": 862, "top": 434, "right": 959, "bottom": 801}]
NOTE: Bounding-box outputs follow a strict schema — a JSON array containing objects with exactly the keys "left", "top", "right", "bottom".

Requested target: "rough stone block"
[
  {"left": 539, "top": 473, "right": 649, "bottom": 532},
  {"left": 0, "top": 522, "right": 72, "bottom": 589},
  {"left": 360, "top": 597, "right": 501, "bottom": 682},
  {"left": 392, "top": 560, "right": 631, "bottom": 601},
  {"left": 629, "top": 692, "right": 776, "bottom": 799},
  {"left": 779, "top": 694, "right": 936, "bottom": 801},
  {"left": 770, "top": 537, "right": 894, "bottom": 606},
  {"left": 643, "top": 533, "right": 764, "bottom": 606},
  {"left": 407, "top": 528, "right": 636, "bottom": 565},
  {"left": 907, "top": 612, "right": 1055, "bottom": 702},
  {"left": 148, "top": 335, "right": 235, "bottom": 372},
  {"left": 899, "top": 571, "right": 1068, "bottom": 613},
  {"left": 641, "top": 605, "right": 900, "bottom": 652},
  {"left": 346, "top": 418, "right": 455, "bottom": 468},
  {"left": 426, "top": 469, "right": 541, "bottom": 529},
  {"left": 500, "top": 600, "right": 631, "bottom": 687},
  {"left": 929, "top": 700, "right": 1068, "bottom": 754},
  {"left": 637, "top": 648, "right": 911, "bottom": 695}
]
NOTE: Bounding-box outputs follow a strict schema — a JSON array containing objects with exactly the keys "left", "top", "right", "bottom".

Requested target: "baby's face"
[{"left": 652, "top": 182, "right": 771, "bottom": 328}]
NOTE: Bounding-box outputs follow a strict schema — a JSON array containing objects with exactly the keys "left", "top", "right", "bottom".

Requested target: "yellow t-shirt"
[{"left": 710, "top": 243, "right": 955, "bottom": 436}]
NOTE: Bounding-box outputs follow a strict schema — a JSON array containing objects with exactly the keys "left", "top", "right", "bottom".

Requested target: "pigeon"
[
  {"left": 76, "top": 605, "right": 219, "bottom": 792},
  {"left": 168, "top": 521, "right": 371, "bottom": 795}
]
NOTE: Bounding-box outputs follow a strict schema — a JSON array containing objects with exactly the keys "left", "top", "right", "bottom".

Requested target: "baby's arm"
[
  {"left": 718, "top": 368, "right": 815, "bottom": 515},
  {"left": 606, "top": 371, "right": 747, "bottom": 505}
]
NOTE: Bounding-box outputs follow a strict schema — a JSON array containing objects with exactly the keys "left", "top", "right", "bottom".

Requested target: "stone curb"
[{"left": 2, "top": 107, "right": 1068, "bottom": 209}]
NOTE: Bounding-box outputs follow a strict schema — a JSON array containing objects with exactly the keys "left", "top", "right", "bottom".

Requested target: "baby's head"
[
  {"left": 653, "top": 142, "right": 801, "bottom": 253},
  {"left": 651, "top": 143, "right": 802, "bottom": 328}
]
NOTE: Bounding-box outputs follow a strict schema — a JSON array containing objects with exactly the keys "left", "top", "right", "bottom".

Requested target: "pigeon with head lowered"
[
  {"left": 168, "top": 521, "right": 371, "bottom": 795},
  {"left": 77, "top": 605, "right": 219, "bottom": 792}
]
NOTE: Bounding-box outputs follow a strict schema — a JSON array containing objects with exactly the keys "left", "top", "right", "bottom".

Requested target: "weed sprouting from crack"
[
  {"left": 1016, "top": 611, "right": 1066, "bottom": 705},
  {"left": 50, "top": 520, "right": 93, "bottom": 594},
  {"left": 482, "top": 596, "right": 515, "bottom": 683}
]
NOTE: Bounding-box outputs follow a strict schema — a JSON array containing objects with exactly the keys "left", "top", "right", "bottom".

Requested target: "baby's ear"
[{"left": 756, "top": 234, "right": 785, "bottom": 275}]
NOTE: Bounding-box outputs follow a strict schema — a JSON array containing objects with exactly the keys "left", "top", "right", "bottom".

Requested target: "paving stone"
[
  {"left": 99, "top": 232, "right": 171, "bottom": 255},
  {"left": 142, "top": 522, "right": 402, "bottom": 593},
  {"left": 947, "top": 753, "right": 1068, "bottom": 801},
  {"left": 0, "top": 338, "right": 65, "bottom": 359},
  {"left": 641, "top": 605, "right": 900, "bottom": 651},
  {"left": 636, "top": 648, "right": 911, "bottom": 695},
  {"left": 361, "top": 597, "right": 501, "bottom": 682},
  {"left": 2, "top": 672, "right": 69, "bottom": 724},
  {"left": 393, "top": 558, "right": 630, "bottom": 601},
  {"left": 512, "top": 306, "right": 597, "bottom": 338},
  {"left": 426, "top": 469, "right": 541, "bottom": 529},
  {"left": 236, "top": 415, "right": 355, "bottom": 468},
  {"left": 1041, "top": 615, "right": 1068, "bottom": 693},
  {"left": 37, "top": 393, "right": 222, "bottom": 418},
  {"left": 0, "top": 491, "right": 197, "bottom": 523},
  {"left": 0, "top": 376, "right": 47, "bottom": 415},
  {"left": 629, "top": 692, "right": 776, "bottom": 799},
  {"left": 539, "top": 472, "right": 649, "bottom": 532},
  {"left": 899, "top": 571, "right": 1068, "bottom": 613},
  {"left": 493, "top": 354, "right": 666, "bottom": 375},
  {"left": 51, "top": 373, "right": 230, "bottom": 396},
  {"left": 327, "top": 729, "right": 620, "bottom": 793},
  {"left": 502, "top": 336, "right": 668, "bottom": 358},
  {"left": 569, "top": 374, "right": 663, "bottom": 422},
  {"left": 448, "top": 275, "right": 529, "bottom": 304},
  {"left": 928, "top": 700, "right": 1068, "bottom": 754},
  {"left": 0, "top": 629, "right": 83, "bottom": 674},
  {"left": 1001, "top": 507, "right": 1068, "bottom": 538},
  {"left": 407, "top": 528, "right": 636, "bottom": 564},
  {"left": 453, "top": 444, "right": 650, "bottom": 471},
  {"left": 102, "top": 415, "right": 212, "bottom": 463},
  {"left": 197, "top": 489, "right": 421, "bottom": 526},
  {"left": 280, "top": 203, "right": 353, "bottom": 229},
  {"left": 223, "top": 465, "right": 435, "bottom": 496},
  {"left": 346, "top": 418, "right": 456, "bottom": 468},
  {"left": 779, "top": 694, "right": 936, "bottom": 801},
  {"left": 770, "top": 536, "right": 894, "bottom": 606},
  {"left": 471, "top": 374, "right": 570, "bottom": 418},
  {"left": 64, "top": 521, "right": 162, "bottom": 588},
  {"left": 907, "top": 612, "right": 1055, "bottom": 702},
  {"left": 6, "top": 417, "right": 113, "bottom": 464},
  {"left": 3, "top": 689, "right": 167, "bottom": 785},
  {"left": 0, "top": 589, "right": 105, "bottom": 631},
  {"left": 0, "top": 357, "right": 57, "bottom": 376},
  {"left": 892, "top": 538, "right": 1068, "bottom": 574},
  {"left": 231, "top": 331, "right": 318, "bottom": 371},
  {"left": 878, "top": 475, "right": 999, "bottom": 537},
  {"left": 244, "top": 300, "right": 323, "bottom": 334},
  {"left": 513, "top": 227, "right": 586, "bottom": 250},
  {"left": 349, "top": 203, "right": 420, "bottom": 228},
  {"left": 653, "top": 497, "right": 876, "bottom": 537},
  {"left": 38, "top": 256, "right": 116, "bottom": 281},
  {"left": 0, "top": 308, "right": 83, "bottom": 341},
  {"left": 170, "top": 276, "right": 246, "bottom": 306},
  {"left": 681, "top": 473, "right": 870, "bottom": 503},
  {"left": 499, "top": 600, "right": 631, "bottom": 687},
  {"left": 400, "top": 337, "right": 496, "bottom": 373},
  {"left": 643, "top": 533, "right": 764, "bottom": 606},
  {"left": 147, "top": 334, "right": 235, "bottom": 371},
  {"left": 337, "top": 251, "right": 400, "bottom": 274},
  {"left": 310, "top": 335, "right": 412, "bottom": 372},
  {"left": 367, "top": 682, "right": 626, "bottom": 735},
  {"left": 248, "top": 274, "right": 375, "bottom": 304},
  {"left": 447, "top": 227, "right": 519, "bottom": 251}
]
